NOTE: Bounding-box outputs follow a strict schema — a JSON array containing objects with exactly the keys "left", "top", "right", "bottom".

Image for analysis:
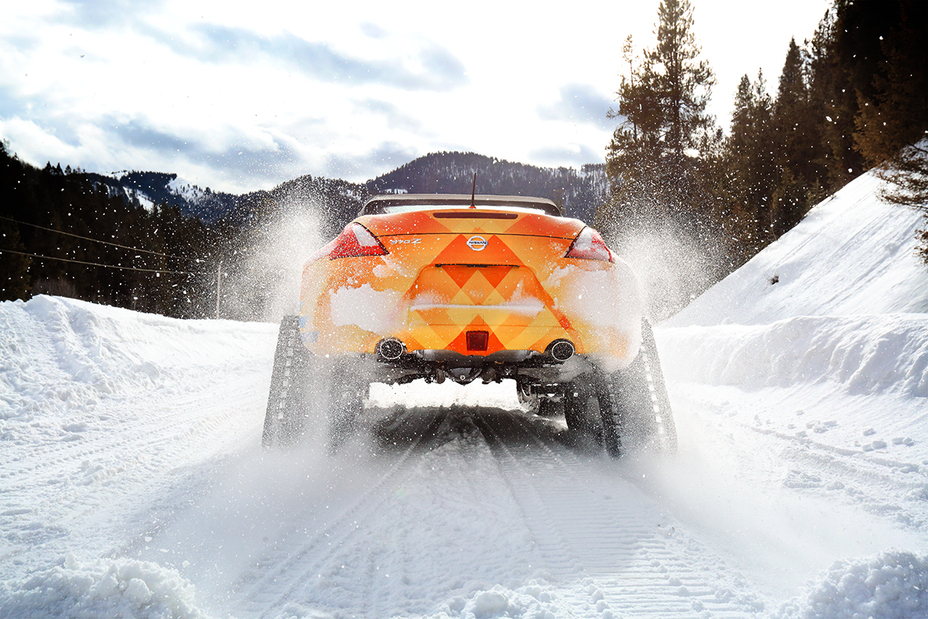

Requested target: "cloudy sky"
[{"left": 1, "top": 0, "right": 829, "bottom": 194}]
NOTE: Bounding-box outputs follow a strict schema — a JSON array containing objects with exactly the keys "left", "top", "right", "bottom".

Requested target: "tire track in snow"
[
  {"left": 474, "top": 410, "right": 762, "bottom": 618},
  {"left": 0, "top": 376, "right": 266, "bottom": 577},
  {"left": 218, "top": 404, "right": 764, "bottom": 618},
  {"left": 737, "top": 418, "right": 928, "bottom": 531},
  {"left": 675, "top": 386, "right": 928, "bottom": 533},
  {"left": 2, "top": 375, "right": 261, "bottom": 486},
  {"left": 472, "top": 413, "right": 608, "bottom": 615},
  {"left": 361, "top": 407, "right": 495, "bottom": 618},
  {"left": 236, "top": 408, "right": 452, "bottom": 618}
]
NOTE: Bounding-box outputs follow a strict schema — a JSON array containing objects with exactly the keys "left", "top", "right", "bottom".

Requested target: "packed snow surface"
[{"left": 1, "top": 167, "right": 927, "bottom": 618}]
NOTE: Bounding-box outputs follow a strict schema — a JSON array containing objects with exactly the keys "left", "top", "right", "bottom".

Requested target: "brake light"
[
  {"left": 327, "top": 223, "right": 388, "bottom": 259},
  {"left": 565, "top": 227, "right": 613, "bottom": 262}
]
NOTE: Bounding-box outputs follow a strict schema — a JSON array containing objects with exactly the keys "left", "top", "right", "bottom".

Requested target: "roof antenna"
[{"left": 470, "top": 172, "right": 477, "bottom": 208}]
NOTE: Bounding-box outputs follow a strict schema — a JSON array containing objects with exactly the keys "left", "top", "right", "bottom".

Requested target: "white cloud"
[{"left": 1, "top": 0, "right": 830, "bottom": 194}]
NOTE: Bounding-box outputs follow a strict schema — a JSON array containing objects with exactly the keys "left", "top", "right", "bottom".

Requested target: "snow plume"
[
  {"left": 609, "top": 224, "right": 724, "bottom": 322},
  {"left": 218, "top": 196, "right": 326, "bottom": 323}
]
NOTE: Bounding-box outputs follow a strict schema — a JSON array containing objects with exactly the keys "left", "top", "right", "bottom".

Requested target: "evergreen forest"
[{"left": 599, "top": 0, "right": 926, "bottom": 315}]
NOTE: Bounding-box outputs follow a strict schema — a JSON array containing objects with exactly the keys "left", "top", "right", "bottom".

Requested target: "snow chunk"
[
  {"left": 473, "top": 588, "right": 510, "bottom": 615},
  {"left": 434, "top": 582, "right": 586, "bottom": 619},
  {"left": 776, "top": 551, "right": 928, "bottom": 619},
  {"left": 0, "top": 555, "right": 214, "bottom": 618},
  {"left": 546, "top": 261, "right": 642, "bottom": 332}
]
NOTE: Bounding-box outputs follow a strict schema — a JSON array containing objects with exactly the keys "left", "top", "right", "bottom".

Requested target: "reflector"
[{"left": 466, "top": 330, "right": 489, "bottom": 351}]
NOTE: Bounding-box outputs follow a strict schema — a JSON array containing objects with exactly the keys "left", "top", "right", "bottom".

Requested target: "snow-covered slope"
[
  {"left": 1, "top": 168, "right": 927, "bottom": 618},
  {"left": 656, "top": 167, "right": 928, "bottom": 616},
  {"left": 0, "top": 297, "right": 277, "bottom": 619},
  {"left": 667, "top": 171, "right": 928, "bottom": 326},
  {"left": 659, "top": 169, "right": 927, "bottom": 460}
]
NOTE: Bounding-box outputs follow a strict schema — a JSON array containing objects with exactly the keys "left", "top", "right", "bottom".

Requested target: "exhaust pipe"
[
  {"left": 547, "top": 339, "right": 575, "bottom": 363},
  {"left": 377, "top": 338, "right": 406, "bottom": 361}
]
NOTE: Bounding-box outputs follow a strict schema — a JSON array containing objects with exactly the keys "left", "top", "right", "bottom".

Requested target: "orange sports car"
[{"left": 263, "top": 193, "right": 676, "bottom": 456}]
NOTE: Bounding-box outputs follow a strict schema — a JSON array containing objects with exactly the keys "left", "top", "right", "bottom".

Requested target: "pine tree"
[
  {"left": 650, "top": 0, "right": 715, "bottom": 158},
  {"left": 0, "top": 218, "right": 31, "bottom": 301},
  {"left": 600, "top": 0, "right": 725, "bottom": 317},
  {"left": 0, "top": 140, "right": 31, "bottom": 299},
  {"left": 805, "top": 6, "right": 859, "bottom": 191},
  {"left": 834, "top": 0, "right": 928, "bottom": 266},
  {"left": 602, "top": 0, "right": 716, "bottom": 228},
  {"left": 770, "top": 38, "right": 827, "bottom": 237},
  {"left": 851, "top": 0, "right": 928, "bottom": 209},
  {"left": 724, "top": 71, "right": 777, "bottom": 256}
]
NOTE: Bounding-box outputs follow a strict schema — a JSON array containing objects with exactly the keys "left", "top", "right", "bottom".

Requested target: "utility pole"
[{"left": 215, "top": 260, "right": 222, "bottom": 320}]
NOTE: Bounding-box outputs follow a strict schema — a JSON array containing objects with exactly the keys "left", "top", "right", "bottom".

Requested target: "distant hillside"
[
  {"left": 84, "top": 171, "right": 237, "bottom": 222},
  {"left": 93, "top": 152, "right": 608, "bottom": 233},
  {"left": 366, "top": 152, "right": 607, "bottom": 223}
]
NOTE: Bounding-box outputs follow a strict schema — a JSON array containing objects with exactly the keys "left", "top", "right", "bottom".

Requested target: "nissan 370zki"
[{"left": 263, "top": 193, "right": 676, "bottom": 457}]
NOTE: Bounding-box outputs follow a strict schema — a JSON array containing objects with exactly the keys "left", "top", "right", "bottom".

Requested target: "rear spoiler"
[{"left": 360, "top": 194, "right": 562, "bottom": 217}]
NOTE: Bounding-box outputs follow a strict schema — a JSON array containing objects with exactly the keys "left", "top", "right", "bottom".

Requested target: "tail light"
[
  {"left": 565, "top": 227, "right": 614, "bottom": 262},
  {"left": 315, "top": 223, "right": 388, "bottom": 260}
]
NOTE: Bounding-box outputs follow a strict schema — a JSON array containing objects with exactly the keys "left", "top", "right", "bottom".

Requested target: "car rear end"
[{"left": 298, "top": 194, "right": 643, "bottom": 384}]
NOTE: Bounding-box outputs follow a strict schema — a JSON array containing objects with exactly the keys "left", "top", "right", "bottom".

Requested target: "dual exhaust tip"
[
  {"left": 377, "top": 337, "right": 575, "bottom": 363},
  {"left": 546, "top": 339, "right": 575, "bottom": 363},
  {"left": 377, "top": 338, "right": 406, "bottom": 361}
]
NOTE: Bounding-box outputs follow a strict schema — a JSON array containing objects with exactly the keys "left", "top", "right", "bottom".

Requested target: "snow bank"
[
  {"left": 0, "top": 555, "right": 214, "bottom": 619},
  {"left": 776, "top": 551, "right": 928, "bottom": 619},
  {"left": 662, "top": 314, "right": 928, "bottom": 396},
  {"left": 0, "top": 295, "right": 272, "bottom": 435},
  {"left": 656, "top": 168, "right": 928, "bottom": 612},
  {"left": 658, "top": 166, "right": 928, "bottom": 457},
  {"left": 0, "top": 294, "right": 275, "bottom": 609}
]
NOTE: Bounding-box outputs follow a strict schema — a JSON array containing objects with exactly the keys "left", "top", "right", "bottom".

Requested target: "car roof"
[{"left": 360, "top": 194, "right": 562, "bottom": 217}]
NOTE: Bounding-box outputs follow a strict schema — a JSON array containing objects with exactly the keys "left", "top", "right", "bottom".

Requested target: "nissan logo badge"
[{"left": 466, "top": 235, "right": 488, "bottom": 251}]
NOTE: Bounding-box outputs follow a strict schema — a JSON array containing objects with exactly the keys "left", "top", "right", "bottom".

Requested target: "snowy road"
[
  {"left": 0, "top": 311, "right": 783, "bottom": 619},
  {"left": 198, "top": 402, "right": 769, "bottom": 618},
  {"left": 2, "top": 296, "right": 925, "bottom": 618}
]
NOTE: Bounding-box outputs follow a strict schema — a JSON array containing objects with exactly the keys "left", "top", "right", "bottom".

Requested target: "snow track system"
[{"left": 263, "top": 316, "right": 308, "bottom": 447}]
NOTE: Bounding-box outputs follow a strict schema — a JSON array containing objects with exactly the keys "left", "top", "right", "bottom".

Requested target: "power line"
[
  {"left": 0, "top": 214, "right": 182, "bottom": 260},
  {"left": 0, "top": 247, "right": 195, "bottom": 276}
]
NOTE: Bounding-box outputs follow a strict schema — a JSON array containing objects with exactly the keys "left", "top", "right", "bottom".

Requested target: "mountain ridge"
[{"left": 93, "top": 152, "right": 608, "bottom": 232}]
